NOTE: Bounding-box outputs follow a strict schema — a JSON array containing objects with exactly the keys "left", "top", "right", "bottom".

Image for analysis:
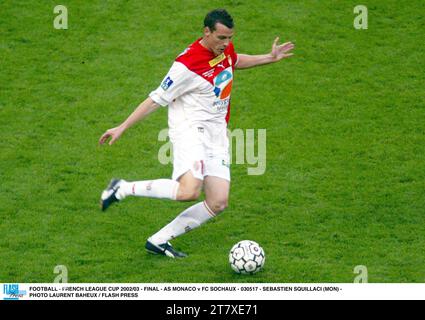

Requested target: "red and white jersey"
[{"left": 149, "top": 38, "right": 238, "bottom": 139}]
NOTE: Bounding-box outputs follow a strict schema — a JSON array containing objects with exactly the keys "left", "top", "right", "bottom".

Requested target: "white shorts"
[{"left": 171, "top": 125, "right": 230, "bottom": 182}]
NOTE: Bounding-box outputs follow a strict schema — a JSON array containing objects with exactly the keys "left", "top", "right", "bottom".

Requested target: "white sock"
[
  {"left": 149, "top": 201, "right": 216, "bottom": 244},
  {"left": 116, "top": 179, "right": 179, "bottom": 201}
]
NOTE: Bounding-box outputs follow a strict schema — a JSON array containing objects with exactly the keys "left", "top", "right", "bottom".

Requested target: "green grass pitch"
[{"left": 1, "top": 0, "right": 424, "bottom": 283}]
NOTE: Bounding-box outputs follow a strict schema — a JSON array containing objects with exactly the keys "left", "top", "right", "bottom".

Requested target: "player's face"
[{"left": 204, "top": 23, "right": 234, "bottom": 56}]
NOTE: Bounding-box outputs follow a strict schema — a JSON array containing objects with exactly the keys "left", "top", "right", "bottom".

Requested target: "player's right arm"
[
  {"left": 99, "top": 60, "right": 193, "bottom": 146},
  {"left": 99, "top": 97, "right": 160, "bottom": 145}
]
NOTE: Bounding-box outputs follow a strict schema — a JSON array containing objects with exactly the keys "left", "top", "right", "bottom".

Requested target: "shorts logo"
[{"left": 161, "top": 76, "right": 174, "bottom": 91}]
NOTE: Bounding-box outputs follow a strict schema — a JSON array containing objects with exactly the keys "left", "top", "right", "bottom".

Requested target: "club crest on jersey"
[{"left": 161, "top": 76, "right": 174, "bottom": 91}]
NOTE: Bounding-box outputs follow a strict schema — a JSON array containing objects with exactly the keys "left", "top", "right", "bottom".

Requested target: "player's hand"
[
  {"left": 270, "top": 37, "right": 295, "bottom": 62},
  {"left": 99, "top": 126, "right": 125, "bottom": 145}
]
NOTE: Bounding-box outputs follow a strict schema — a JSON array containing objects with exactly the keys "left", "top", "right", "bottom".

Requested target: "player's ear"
[{"left": 203, "top": 26, "right": 212, "bottom": 37}]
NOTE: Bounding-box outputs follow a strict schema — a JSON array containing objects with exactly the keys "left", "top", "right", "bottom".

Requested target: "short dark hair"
[{"left": 204, "top": 9, "right": 234, "bottom": 31}]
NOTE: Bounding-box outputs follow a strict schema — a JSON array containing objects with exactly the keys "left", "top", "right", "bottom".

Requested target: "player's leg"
[
  {"left": 100, "top": 172, "right": 204, "bottom": 211},
  {"left": 146, "top": 161, "right": 230, "bottom": 259},
  {"left": 100, "top": 177, "right": 178, "bottom": 211},
  {"left": 100, "top": 135, "right": 204, "bottom": 211},
  {"left": 146, "top": 175, "right": 229, "bottom": 258},
  {"left": 145, "top": 170, "right": 212, "bottom": 257},
  {"left": 203, "top": 149, "right": 231, "bottom": 215},
  {"left": 113, "top": 172, "right": 203, "bottom": 200}
]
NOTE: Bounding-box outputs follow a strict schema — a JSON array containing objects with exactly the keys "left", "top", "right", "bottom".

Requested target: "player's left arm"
[{"left": 235, "top": 37, "right": 294, "bottom": 69}]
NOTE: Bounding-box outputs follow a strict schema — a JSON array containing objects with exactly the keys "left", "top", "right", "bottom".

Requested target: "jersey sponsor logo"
[
  {"left": 209, "top": 53, "right": 226, "bottom": 67},
  {"left": 211, "top": 66, "right": 232, "bottom": 113},
  {"left": 161, "top": 76, "right": 174, "bottom": 90},
  {"left": 213, "top": 67, "right": 233, "bottom": 100}
]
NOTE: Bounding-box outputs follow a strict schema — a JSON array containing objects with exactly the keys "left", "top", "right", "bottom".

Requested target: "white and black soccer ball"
[{"left": 229, "top": 240, "right": 265, "bottom": 274}]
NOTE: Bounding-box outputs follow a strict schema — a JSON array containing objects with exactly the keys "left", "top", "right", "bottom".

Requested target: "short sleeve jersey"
[{"left": 149, "top": 38, "right": 238, "bottom": 136}]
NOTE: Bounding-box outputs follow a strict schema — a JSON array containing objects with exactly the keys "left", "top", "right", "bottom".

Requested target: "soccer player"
[{"left": 99, "top": 9, "right": 294, "bottom": 258}]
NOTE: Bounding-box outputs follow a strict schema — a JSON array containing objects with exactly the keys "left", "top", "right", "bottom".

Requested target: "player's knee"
[{"left": 208, "top": 199, "right": 228, "bottom": 214}]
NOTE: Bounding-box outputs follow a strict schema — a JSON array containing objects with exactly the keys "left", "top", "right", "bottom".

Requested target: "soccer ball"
[{"left": 229, "top": 240, "right": 265, "bottom": 274}]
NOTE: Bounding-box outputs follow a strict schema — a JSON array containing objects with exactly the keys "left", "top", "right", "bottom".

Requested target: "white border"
[{"left": 1, "top": 283, "right": 425, "bottom": 300}]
